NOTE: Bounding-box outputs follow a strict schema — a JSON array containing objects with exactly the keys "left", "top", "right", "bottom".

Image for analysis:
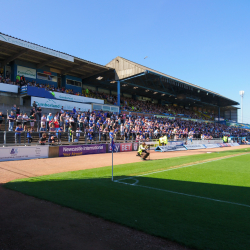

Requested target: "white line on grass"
[
  {"left": 139, "top": 153, "right": 250, "bottom": 178},
  {"left": 115, "top": 153, "right": 250, "bottom": 183},
  {"left": 117, "top": 179, "right": 250, "bottom": 208},
  {"left": 114, "top": 153, "right": 250, "bottom": 208}
]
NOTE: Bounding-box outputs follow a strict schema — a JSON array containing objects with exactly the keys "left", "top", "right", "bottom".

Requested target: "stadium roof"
[
  {"left": 0, "top": 32, "right": 112, "bottom": 79},
  {"left": 104, "top": 56, "right": 239, "bottom": 108}
]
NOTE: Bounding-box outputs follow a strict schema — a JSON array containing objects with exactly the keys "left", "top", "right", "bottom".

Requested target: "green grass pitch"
[{"left": 4, "top": 148, "right": 250, "bottom": 250}]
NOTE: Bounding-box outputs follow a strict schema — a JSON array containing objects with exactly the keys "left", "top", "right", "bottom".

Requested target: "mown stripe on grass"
[{"left": 129, "top": 152, "right": 249, "bottom": 177}]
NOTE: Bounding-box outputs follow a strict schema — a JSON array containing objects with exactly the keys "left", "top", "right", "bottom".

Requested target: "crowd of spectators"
[
  {"left": 1, "top": 103, "right": 249, "bottom": 144},
  {"left": 2, "top": 74, "right": 248, "bottom": 144},
  {"left": 1, "top": 74, "right": 217, "bottom": 121}
]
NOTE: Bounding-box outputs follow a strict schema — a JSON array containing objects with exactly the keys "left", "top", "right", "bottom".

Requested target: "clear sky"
[{"left": 2, "top": 0, "right": 250, "bottom": 123}]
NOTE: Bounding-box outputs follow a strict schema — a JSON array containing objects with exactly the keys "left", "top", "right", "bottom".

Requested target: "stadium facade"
[{"left": 0, "top": 32, "right": 239, "bottom": 121}]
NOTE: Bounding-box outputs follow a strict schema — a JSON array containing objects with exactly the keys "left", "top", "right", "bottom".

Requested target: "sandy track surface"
[{"left": 1, "top": 145, "right": 248, "bottom": 250}]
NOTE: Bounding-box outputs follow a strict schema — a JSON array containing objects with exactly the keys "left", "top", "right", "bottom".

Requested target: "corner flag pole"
[
  {"left": 111, "top": 137, "right": 114, "bottom": 181},
  {"left": 112, "top": 148, "right": 114, "bottom": 181}
]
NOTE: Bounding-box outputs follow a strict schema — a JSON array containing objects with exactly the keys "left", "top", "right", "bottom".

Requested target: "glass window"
[
  {"left": 66, "top": 79, "right": 82, "bottom": 87},
  {"left": 37, "top": 72, "right": 57, "bottom": 82}
]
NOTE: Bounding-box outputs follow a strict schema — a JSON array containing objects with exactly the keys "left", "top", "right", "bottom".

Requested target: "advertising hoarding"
[
  {"left": 59, "top": 144, "right": 106, "bottom": 157},
  {"left": 108, "top": 143, "right": 120, "bottom": 153},
  {"left": 31, "top": 96, "right": 92, "bottom": 111},
  {"left": 0, "top": 83, "right": 18, "bottom": 93},
  {"left": 119, "top": 143, "right": 132, "bottom": 152},
  {"left": 17, "top": 66, "right": 36, "bottom": 79},
  {"left": 0, "top": 146, "right": 49, "bottom": 162},
  {"left": 51, "top": 92, "right": 104, "bottom": 104},
  {"left": 184, "top": 144, "right": 207, "bottom": 150}
]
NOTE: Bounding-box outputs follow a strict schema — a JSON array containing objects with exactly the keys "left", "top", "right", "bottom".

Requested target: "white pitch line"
[
  {"left": 115, "top": 153, "right": 249, "bottom": 183},
  {"left": 117, "top": 180, "right": 250, "bottom": 209},
  {"left": 136, "top": 153, "right": 250, "bottom": 177},
  {"left": 114, "top": 153, "right": 250, "bottom": 208}
]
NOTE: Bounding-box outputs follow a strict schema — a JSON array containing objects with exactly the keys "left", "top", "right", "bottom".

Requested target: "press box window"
[
  {"left": 37, "top": 72, "right": 57, "bottom": 82},
  {"left": 66, "top": 79, "right": 82, "bottom": 87}
]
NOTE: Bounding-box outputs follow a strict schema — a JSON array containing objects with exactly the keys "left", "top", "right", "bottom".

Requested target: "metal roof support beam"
[
  {"left": 160, "top": 76, "right": 168, "bottom": 93},
  {"left": 2, "top": 48, "right": 29, "bottom": 65},
  {"left": 61, "top": 63, "right": 86, "bottom": 75},
  {"left": 37, "top": 57, "right": 59, "bottom": 69},
  {"left": 120, "top": 80, "right": 175, "bottom": 97},
  {"left": 81, "top": 69, "right": 110, "bottom": 80},
  {"left": 137, "top": 74, "right": 147, "bottom": 87}
]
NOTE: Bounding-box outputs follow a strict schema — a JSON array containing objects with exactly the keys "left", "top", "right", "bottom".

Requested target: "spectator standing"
[
  {"left": 30, "top": 107, "right": 36, "bottom": 116},
  {"left": 41, "top": 114, "right": 47, "bottom": 128},
  {"left": 29, "top": 113, "right": 36, "bottom": 129},
  {"left": 11, "top": 104, "right": 17, "bottom": 115},
  {"left": 16, "top": 113, "right": 23, "bottom": 127},
  {"left": 47, "top": 113, "right": 53, "bottom": 130},
  {"left": 15, "top": 124, "right": 23, "bottom": 144},
  {"left": 32, "top": 101, "right": 37, "bottom": 110},
  {"left": 36, "top": 107, "right": 42, "bottom": 128},
  {"left": 8, "top": 111, "right": 15, "bottom": 131},
  {"left": 92, "top": 123, "right": 98, "bottom": 141},
  {"left": 27, "top": 128, "right": 33, "bottom": 143},
  {"left": 75, "top": 127, "right": 81, "bottom": 142},
  {"left": 16, "top": 107, "right": 20, "bottom": 116},
  {"left": 68, "top": 125, "right": 73, "bottom": 142},
  {"left": 22, "top": 113, "right": 29, "bottom": 131},
  {"left": 60, "top": 106, "right": 64, "bottom": 116},
  {"left": 39, "top": 124, "right": 47, "bottom": 138},
  {"left": 0, "top": 112, "right": 4, "bottom": 131}
]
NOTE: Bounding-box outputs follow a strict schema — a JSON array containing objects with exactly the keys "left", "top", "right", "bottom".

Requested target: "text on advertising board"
[{"left": 120, "top": 143, "right": 132, "bottom": 152}]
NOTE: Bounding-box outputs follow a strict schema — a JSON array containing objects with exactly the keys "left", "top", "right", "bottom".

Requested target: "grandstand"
[{"left": 1, "top": 32, "right": 249, "bottom": 146}]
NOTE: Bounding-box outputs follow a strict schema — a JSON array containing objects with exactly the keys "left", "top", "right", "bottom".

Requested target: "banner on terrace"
[
  {"left": 0, "top": 83, "right": 18, "bottom": 93},
  {"left": 50, "top": 92, "right": 104, "bottom": 104},
  {"left": 17, "top": 66, "right": 36, "bottom": 79},
  {"left": 31, "top": 96, "right": 92, "bottom": 111}
]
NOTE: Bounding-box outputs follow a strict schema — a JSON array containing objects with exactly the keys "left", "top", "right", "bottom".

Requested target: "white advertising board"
[
  {"left": 0, "top": 83, "right": 18, "bottom": 93},
  {"left": 0, "top": 146, "right": 49, "bottom": 162},
  {"left": 31, "top": 97, "right": 92, "bottom": 111},
  {"left": 187, "top": 140, "right": 223, "bottom": 145},
  {"left": 17, "top": 66, "right": 36, "bottom": 79},
  {"left": 51, "top": 92, "right": 104, "bottom": 104},
  {"left": 175, "top": 145, "right": 187, "bottom": 151},
  {"left": 184, "top": 144, "right": 207, "bottom": 150},
  {"left": 155, "top": 145, "right": 177, "bottom": 152},
  {"left": 203, "top": 144, "right": 220, "bottom": 149},
  {"left": 0, "top": 34, "right": 74, "bottom": 62}
]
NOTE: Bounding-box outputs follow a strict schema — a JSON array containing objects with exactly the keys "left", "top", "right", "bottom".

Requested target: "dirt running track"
[{"left": 0, "top": 145, "right": 249, "bottom": 250}]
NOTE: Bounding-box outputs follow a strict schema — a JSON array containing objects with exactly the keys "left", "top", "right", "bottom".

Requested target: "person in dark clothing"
[
  {"left": 36, "top": 107, "right": 42, "bottom": 128},
  {"left": 16, "top": 107, "right": 20, "bottom": 116},
  {"left": 33, "top": 101, "right": 37, "bottom": 110},
  {"left": 39, "top": 133, "right": 47, "bottom": 145},
  {"left": 39, "top": 125, "right": 47, "bottom": 137}
]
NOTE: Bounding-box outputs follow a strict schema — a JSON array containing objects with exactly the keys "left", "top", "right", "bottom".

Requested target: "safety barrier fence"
[{"left": 0, "top": 129, "right": 227, "bottom": 147}]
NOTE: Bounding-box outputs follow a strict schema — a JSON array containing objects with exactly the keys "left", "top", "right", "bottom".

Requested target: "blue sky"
[{"left": 2, "top": 0, "right": 250, "bottom": 122}]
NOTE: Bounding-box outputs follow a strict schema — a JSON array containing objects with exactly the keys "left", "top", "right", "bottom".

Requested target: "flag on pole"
[{"left": 111, "top": 137, "right": 115, "bottom": 152}]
